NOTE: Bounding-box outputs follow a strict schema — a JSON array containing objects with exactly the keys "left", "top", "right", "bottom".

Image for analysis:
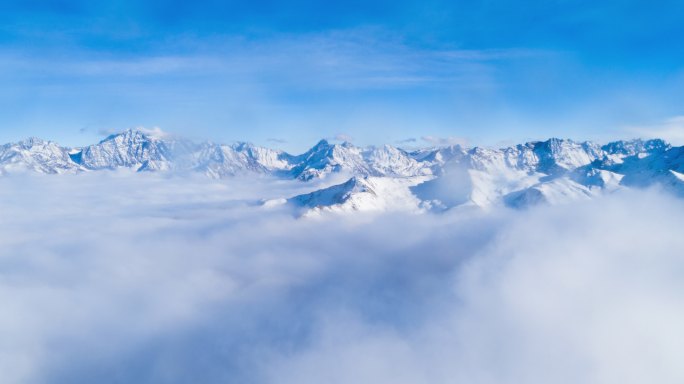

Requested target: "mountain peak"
[
  {"left": 100, "top": 127, "right": 168, "bottom": 144},
  {"left": 288, "top": 175, "right": 377, "bottom": 211},
  {"left": 1, "top": 133, "right": 683, "bottom": 206},
  {"left": 231, "top": 142, "right": 255, "bottom": 151},
  {"left": 601, "top": 138, "right": 670, "bottom": 156},
  {"left": 16, "top": 137, "right": 50, "bottom": 148}
]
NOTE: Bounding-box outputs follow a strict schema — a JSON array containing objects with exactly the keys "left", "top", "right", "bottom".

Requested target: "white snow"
[{"left": 2, "top": 131, "right": 684, "bottom": 213}]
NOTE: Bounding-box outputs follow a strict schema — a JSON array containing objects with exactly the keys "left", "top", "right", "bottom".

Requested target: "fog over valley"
[{"left": 0, "top": 172, "right": 683, "bottom": 383}]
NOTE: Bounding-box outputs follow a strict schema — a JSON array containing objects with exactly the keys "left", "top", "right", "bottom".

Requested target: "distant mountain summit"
[
  {"left": 1, "top": 129, "right": 682, "bottom": 213},
  {"left": 0, "top": 137, "right": 75, "bottom": 174},
  {"left": 75, "top": 129, "right": 177, "bottom": 171}
]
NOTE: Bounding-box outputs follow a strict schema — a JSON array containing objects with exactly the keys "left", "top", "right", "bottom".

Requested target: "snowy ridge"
[
  {"left": 0, "top": 138, "right": 79, "bottom": 175},
  {"left": 76, "top": 130, "right": 177, "bottom": 171},
  {"left": 1, "top": 129, "right": 683, "bottom": 213},
  {"left": 288, "top": 175, "right": 427, "bottom": 215}
]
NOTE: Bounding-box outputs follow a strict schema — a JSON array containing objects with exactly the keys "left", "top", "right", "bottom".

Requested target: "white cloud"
[
  {"left": 136, "top": 126, "right": 169, "bottom": 139},
  {"left": 330, "top": 133, "right": 354, "bottom": 142},
  {"left": 0, "top": 174, "right": 683, "bottom": 383},
  {"left": 0, "top": 29, "right": 537, "bottom": 91},
  {"left": 266, "top": 190, "right": 684, "bottom": 384},
  {"left": 267, "top": 138, "right": 288, "bottom": 144},
  {"left": 96, "top": 126, "right": 169, "bottom": 138},
  {"left": 421, "top": 135, "right": 469, "bottom": 147},
  {"left": 625, "top": 115, "right": 684, "bottom": 145}
]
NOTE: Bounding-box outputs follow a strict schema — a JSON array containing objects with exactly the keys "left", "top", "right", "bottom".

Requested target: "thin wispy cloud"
[
  {"left": 625, "top": 116, "right": 684, "bottom": 146},
  {"left": 330, "top": 133, "right": 354, "bottom": 142},
  {"left": 0, "top": 30, "right": 528, "bottom": 89},
  {"left": 0, "top": 28, "right": 547, "bottom": 148},
  {"left": 421, "top": 135, "right": 468, "bottom": 147},
  {"left": 0, "top": 1, "right": 683, "bottom": 147},
  {"left": 267, "top": 138, "right": 288, "bottom": 144}
]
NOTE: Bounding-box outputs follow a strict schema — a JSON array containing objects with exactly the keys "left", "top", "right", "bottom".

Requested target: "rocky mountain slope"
[{"left": 1, "top": 129, "right": 681, "bottom": 213}]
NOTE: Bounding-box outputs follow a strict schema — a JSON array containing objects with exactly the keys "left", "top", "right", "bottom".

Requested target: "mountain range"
[{"left": 2, "top": 129, "right": 682, "bottom": 213}]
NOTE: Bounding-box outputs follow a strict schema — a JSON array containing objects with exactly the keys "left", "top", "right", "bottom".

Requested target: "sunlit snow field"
[{"left": 1, "top": 172, "right": 684, "bottom": 383}]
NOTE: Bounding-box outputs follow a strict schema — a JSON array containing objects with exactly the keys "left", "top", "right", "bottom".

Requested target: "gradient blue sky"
[{"left": 1, "top": 0, "right": 684, "bottom": 151}]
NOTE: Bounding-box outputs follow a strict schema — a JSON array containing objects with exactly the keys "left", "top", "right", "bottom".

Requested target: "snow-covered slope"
[
  {"left": 287, "top": 140, "right": 432, "bottom": 180},
  {"left": 288, "top": 176, "right": 426, "bottom": 215},
  {"left": 363, "top": 145, "right": 432, "bottom": 177},
  {"left": 193, "top": 141, "right": 293, "bottom": 178},
  {"left": 604, "top": 145, "right": 684, "bottom": 195},
  {"left": 73, "top": 130, "right": 178, "bottom": 171},
  {"left": 0, "top": 138, "right": 80, "bottom": 175},
  {"left": 503, "top": 178, "right": 596, "bottom": 208},
  {"left": 285, "top": 137, "right": 684, "bottom": 213},
  {"left": 287, "top": 140, "right": 370, "bottom": 180},
  {"left": 2, "top": 130, "right": 683, "bottom": 213}
]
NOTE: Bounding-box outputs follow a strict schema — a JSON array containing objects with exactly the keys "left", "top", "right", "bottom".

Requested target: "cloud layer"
[
  {"left": 0, "top": 173, "right": 683, "bottom": 383},
  {"left": 626, "top": 115, "right": 684, "bottom": 146}
]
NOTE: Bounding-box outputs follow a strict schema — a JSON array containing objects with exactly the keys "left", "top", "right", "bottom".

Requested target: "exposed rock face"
[{"left": 2, "top": 130, "right": 683, "bottom": 213}]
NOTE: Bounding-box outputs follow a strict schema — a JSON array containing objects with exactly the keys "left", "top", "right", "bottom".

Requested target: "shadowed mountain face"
[{"left": 1, "top": 130, "right": 682, "bottom": 212}]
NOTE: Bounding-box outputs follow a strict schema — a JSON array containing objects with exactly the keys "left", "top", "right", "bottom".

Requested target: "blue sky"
[{"left": 1, "top": 0, "right": 684, "bottom": 151}]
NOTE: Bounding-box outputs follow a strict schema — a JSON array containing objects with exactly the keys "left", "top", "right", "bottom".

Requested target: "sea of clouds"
[{"left": 1, "top": 172, "right": 683, "bottom": 384}]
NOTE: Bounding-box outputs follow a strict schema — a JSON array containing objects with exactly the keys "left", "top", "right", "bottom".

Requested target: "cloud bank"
[
  {"left": 421, "top": 135, "right": 469, "bottom": 147},
  {"left": 626, "top": 115, "right": 684, "bottom": 146},
  {"left": 0, "top": 173, "right": 683, "bottom": 383}
]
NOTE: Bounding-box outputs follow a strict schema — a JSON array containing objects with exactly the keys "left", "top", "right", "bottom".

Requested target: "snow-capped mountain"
[
  {"left": 288, "top": 138, "right": 684, "bottom": 213},
  {"left": 287, "top": 140, "right": 431, "bottom": 180},
  {"left": 364, "top": 145, "right": 431, "bottom": 177},
  {"left": 288, "top": 175, "right": 427, "bottom": 215},
  {"left": 193, "top": 141, "right": 293, "bottom": 178},
  {"left": 0, "top": 137, "right": 80, "bottom": 175},
  {"left": 73, "top": 129, "right": 178, "bottom": 171},
  {"left": 1, "top": 129, "right": 682, "bottom": 214}
]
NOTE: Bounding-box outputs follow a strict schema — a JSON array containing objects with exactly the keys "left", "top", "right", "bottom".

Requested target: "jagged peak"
[
  {"left": 2, "top": 133, "right": 681, "bottom": 185},
  {"left": 602, "top": 138, "right": 670, "bottom": 155},
  {"left": 99, "top": 129, "right": 143, "bottom": 144},
  {"left": 366, "top": 143, "right": 404, "bottom": 153},
  {"left": 338, "top": 175, "right": 377, "bottom": 195},
  {"left": 297, "top": 138, "right": 360, "bottom": 160},
  {"left": 345, "top": 174, "right": 371, "bottom": 185},
  {"left": 312, "top": 139, "right": 330, "bottom": 149},
  {"left": 530, "top": 137, "right": 583, "bottom": 150},
  {"left": 415, "top": 143, "right": 465, "bottom": 154},
  {"left": 288, "top": 175, "right": 376, "bottom": 209},
  {"left": 98, "top": 127, "right": 169, "bottom": 144},
  {"left": 230, "top": 141, "right": 257, "bottom": 151},
  {"left": 228, "top": 141, "right": 285, "bottom": 154},
  {"left": 294, "top": 139, "right": 332, "bottom": 159},
  {"left": 15, "top": 137, "right": 52, "bottom": 148}
]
